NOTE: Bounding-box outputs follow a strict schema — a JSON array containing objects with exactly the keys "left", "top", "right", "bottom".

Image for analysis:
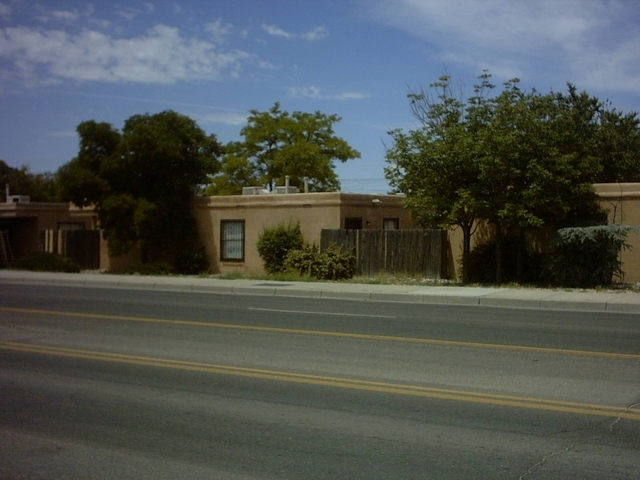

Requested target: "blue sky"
[{"left": 1, "top": 0, "right": 639, "bottom": 193}]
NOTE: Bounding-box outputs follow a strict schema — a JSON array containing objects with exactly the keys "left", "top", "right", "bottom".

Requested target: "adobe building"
[
  {"left": 0, "top": 192, "right": 97, "bottom": 267},
  {"left": 190, "top": 189, "right": 417, "bottom": 275},
  {"left": 594, "top": 183, "right": 640, "bottom": 283}
]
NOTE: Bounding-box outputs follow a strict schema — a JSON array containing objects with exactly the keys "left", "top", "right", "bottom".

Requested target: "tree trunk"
[
  {"left": 516, "top": 231, "right": 525, "bottom": 284},
  {"left": 495, "top": 223, "right": 502, "bottom": 285},
  {"left": 461, "top": 223, "right": 472, "bottom": 284}
]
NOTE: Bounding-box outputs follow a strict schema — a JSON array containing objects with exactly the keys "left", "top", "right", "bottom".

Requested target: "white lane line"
[{"left": 248, "top": 307, "right": 396, "bottom": 319}]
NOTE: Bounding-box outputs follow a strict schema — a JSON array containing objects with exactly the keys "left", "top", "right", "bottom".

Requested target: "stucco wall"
[
  {"left": 1, "top": 202, "right": 97, "bottom": 259},
  {"left": 594, "top": 183, "right": 640, "bottom": 283},
  {"left": 191, "top": 192, "right": 416, "bottom": 275}
]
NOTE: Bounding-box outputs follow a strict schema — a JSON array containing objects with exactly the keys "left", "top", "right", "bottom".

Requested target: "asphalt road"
[{"left": 1, "top": 284, "right": 639, "bottom": 479}]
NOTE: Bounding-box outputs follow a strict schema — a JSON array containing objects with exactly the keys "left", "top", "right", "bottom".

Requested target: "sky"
[{"left": 1, "top": 0, "right": 639, "bottom": 194}]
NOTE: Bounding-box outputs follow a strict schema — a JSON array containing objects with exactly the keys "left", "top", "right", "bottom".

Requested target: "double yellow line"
[{"left": 1, "top": 340, "right": 639, "bottom": 421}]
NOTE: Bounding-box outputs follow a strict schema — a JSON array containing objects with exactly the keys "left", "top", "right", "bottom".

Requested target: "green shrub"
[
  {"left": 174, "top": 247, "right": 210, "bottom": 275},
  {"left": 284, "top": 244, "right": 322, "bottom": 277},
  {"left": 256, "top": 222, "right": 304, "bottom": 274},
  {"left": 7, "top": 251, "right": 81, "bottom": 273},
  {"left": 544, "top": 225, "right": 637, "bottom": 287},
  {"left": 284, "top": 243, "right": 357, "bottom": 281}
]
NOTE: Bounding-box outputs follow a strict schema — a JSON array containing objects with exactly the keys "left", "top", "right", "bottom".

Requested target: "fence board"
[
  {"left": 41, "top": 230, "right": 100, "bottom": 270},
  {"left": 321, "top": 229, "right": 447, "bottom": 279}
]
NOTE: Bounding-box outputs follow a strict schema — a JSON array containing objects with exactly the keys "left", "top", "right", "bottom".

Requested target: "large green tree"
[
  {"left": 476, "top": 80, "right": 601, "bottom": 282},
  {"left": 205, "top": 103, "right": 360, "bottom": 195},
  {"left": 386, "top": 73, "right": 606, "bottom": 284},
  {"left": 57, "top": 111, "right": 221, "bottom": 264},
  {"left": 1, "top": 160, "right": 59, "bottom": 202},
  {"left": 385, "top": 75, "right": 490, "bottom": 283}
]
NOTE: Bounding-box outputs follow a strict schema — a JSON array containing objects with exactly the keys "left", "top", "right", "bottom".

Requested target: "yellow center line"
[
  {"left": 1, "top": 306, "right": 639, "bottom": 360},
  {"left": 1, "top": 340, "right": 639, "bottom": 421}
]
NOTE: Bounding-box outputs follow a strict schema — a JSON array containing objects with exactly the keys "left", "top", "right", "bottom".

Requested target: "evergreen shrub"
[
  {"left": 256, "top": 223, "right": 304, "bottom": 274},
  {"left": 7, "top": 251, "right": 81, "bottom": 273},
  {"left": 544, "top": 225, "right": 637, "bottom": 287}
]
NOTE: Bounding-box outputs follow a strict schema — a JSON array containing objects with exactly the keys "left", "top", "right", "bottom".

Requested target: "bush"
[
  {"left": 544, "top": 225, "right": 637, "bottom": 287},
  {"left": 256, "top": 222, "right": 304, "bottom": 274},
  {"left": 283, "top": 243, "right": 320, "bottom": 277},
  {"left": 284, "top": 243, "right": 357, "bottom": 281},
  {"left": 7, "top": 251, "right": 81, "bottom": 273},
  {"left": 174, "top": 247, "right": 210, "bottom": 275}
]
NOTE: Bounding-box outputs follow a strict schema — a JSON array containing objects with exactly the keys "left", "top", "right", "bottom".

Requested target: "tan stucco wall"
[
  {"left": 191, "top": 192, "right": 416, "bottom": 275},
  {"left": 444, "top": 185, "right": 640, "bottom": 283},
  {"left": 594, "top": 183, "right": 640, "bottom": 283},
  {"left": 0, "top": 202, "right": 97, "bottom": 258}
]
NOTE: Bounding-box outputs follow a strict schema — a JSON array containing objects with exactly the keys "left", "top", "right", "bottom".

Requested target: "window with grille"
[
  {"left": 383, "top": 218, "right": 399, "bottom": 230},
  {"left": 220, "top": 220, "right": 245, "bottom": 261}
]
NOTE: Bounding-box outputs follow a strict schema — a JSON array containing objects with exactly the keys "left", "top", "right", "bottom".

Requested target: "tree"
[
  {"left": 57, "top": 111, "right": 221, "bottom": 266},
  {"left": 477, "top": 80, "right": 601, "bottom": 282},
  {"left": 385, "top": 74, "right": 491, "bottom": 283},
  {"left": 206, "top": 103, "right": 360, "bottom": 195},
  {"left": 594, "top": 107, "right": 640, "bottom": 183},
  {"left": 386, "top": 72, "right": 603, "bottom": 284},
  {"left": 1, "top": 160, "right": 59, "bottom": 202},
  {"left": 204, "top": 142, "right": 259, "bottom": 196}
]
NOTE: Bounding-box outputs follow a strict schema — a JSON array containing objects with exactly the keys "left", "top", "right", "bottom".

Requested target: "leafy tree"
[
  {"left": 57, "top": 111, "right": 221, "bottom": 267},
  {"left": 386, "top": 72, "right": 604, "bottom": 284},
  {"left": 594, "top": 107, "right": 640, "bottom": 182},
  {"left": 385, "top": 74, "right": 490, "bottom": 283},
  {"left": 206, "top": 103, "right": 360, "bottom": 194},
  {"left": 56, "top": 121, "right": 118, "bottom": 206},
  {"left": 477, "top": 80, "right": 601, "bottom": 282},
  {"left": 1, "top": 160, "right": 59, "bottom": 202},
  {"left": 204, "top": 142, "right": 260, "bottom": 195}
]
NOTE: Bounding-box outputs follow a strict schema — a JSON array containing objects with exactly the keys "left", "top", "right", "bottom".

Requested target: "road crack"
[
  {"left": 518, "top": 443, "right": 575, "bottom": 480},
  {"left": 519, "top": 401, "right": 640, "bottom": 479},
  {"left": 608, "top": 401, "right": 640, "bottom": 433}
]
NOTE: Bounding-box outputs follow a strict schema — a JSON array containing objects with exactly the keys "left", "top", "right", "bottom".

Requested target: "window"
[
  {"left": 220, "top": 220, "right": 245, "bottom": 261},
  {"left": 383, "top": 218, "right": 399, "bottom": 230},
  {"left": 344, "top": 217, "right": 362, "bottom": 230}
]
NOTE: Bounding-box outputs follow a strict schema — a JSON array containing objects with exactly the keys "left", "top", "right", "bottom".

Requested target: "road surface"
[{"left": 1, "top": 284, "right": 639, "bottom": 479}]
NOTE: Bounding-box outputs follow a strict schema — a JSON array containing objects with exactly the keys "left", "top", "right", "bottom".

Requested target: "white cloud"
[
  {"left": 50, "top": 10, "right": 79, "bottom": 23},
  {"left": 303, "top": 26, "right": 328, "bottom": 41},
  {"left": 194, "top": 111, "right": 248, "bottom": 125},
  {"left": 262, "top": 24, "right": 328, "bottom": 41},
  {"left": 363, "top": 0, "right": 640, "bottom": 93},
  {"left": 288, "top": 86, "right": 370, "bottom": 100},
  {"left": 206, "top": 19, "right": 233, "bottom": 44},
  {"left": 262, "top": 24, "right": 294, "bottom": 39},
  {"left": 0, "top": 24, "right": 252, "bottom": 85}
]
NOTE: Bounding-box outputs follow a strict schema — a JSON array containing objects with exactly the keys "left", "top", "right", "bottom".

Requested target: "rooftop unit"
[
  {"left": 242, "top": 187, "right": 270, "bottom": 196},
  {"left": 275, "top": 186, "right": 299, "bottom": 194},
  {"left": 7, "top": 195, "right": 30, "bottom": 204}
]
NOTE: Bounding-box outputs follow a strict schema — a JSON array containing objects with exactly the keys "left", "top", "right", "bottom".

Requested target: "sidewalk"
[{"left": 2, "top": 269, "right": 640, "bottom": 313}]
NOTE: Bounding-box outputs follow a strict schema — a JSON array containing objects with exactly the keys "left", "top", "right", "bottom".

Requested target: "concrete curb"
[{"left": 2, "top": 270, "right": 640, "bottom": 313}]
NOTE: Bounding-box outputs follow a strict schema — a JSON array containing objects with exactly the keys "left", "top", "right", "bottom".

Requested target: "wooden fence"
[
  {"left": 321, "top": 229, "right": 448, "bottom": 279},
  {"left": 41, "top": 229, "right": 101, "bottom": 270}
]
